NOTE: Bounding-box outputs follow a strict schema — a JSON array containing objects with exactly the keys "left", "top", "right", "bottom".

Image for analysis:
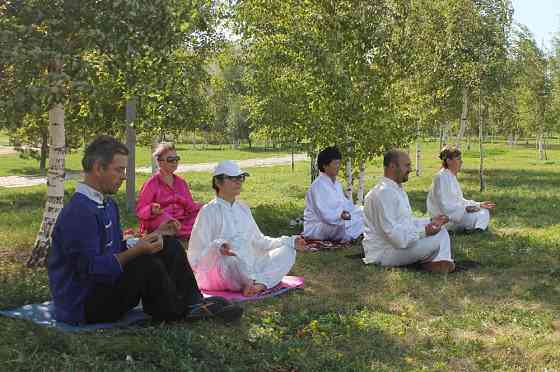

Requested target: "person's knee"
[{"left": 131, "top": 254, "right": 166, "bottom": 276}]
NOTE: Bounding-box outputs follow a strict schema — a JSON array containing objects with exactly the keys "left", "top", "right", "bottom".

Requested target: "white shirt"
[
  {"left": 427, "top": 168, "right": 479, "bottom": 223},
  {"left": 187, "top": 197, "right": 295, "bottom": 285},
  {"left": 303, "top": 173, "right": 353, "bottom": 234},
  {"left": 362, "top": 177, "right": 428, "bottom": 264}
]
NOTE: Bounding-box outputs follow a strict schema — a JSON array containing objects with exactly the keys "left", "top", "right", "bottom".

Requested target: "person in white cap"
[
  {"left": 303, "top": 146, "right": 364, "bottom": 241},
  {"left": 427, "top": 146, "right": 495, "bottom": 232},
  {"left": 188, "top": 160, "right": 306, "bottom": 297}
]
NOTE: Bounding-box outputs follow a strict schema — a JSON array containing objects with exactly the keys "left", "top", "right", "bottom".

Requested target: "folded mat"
[
  {"left": 0, "top": 276, "right": 304, "bottom": 332},
  {"left": 201, "top": 275, "right": 304, "bottom": 301}
]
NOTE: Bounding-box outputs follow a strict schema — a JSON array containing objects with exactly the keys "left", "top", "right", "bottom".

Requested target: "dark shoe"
[
  {"left": 420, "top": 261, "right": 456, "bottom": 273},
  {"left": 185, "top": 296, "right": 243, "bottom": 323}
]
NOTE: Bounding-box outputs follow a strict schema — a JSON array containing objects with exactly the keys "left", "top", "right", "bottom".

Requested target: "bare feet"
[
  {"left": 420, "top": 261, "right": 456, "bottom": 273},
  {"left": 243, "top": 282, "right": 267, "bottom": 297}
]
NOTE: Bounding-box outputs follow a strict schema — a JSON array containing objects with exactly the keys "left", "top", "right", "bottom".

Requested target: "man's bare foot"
[
  {"left": 243, "top": 282, "right": 267, "bottom": 297},
  {"left": 420, "top": 261, "right": 455, "bottom": 273}
]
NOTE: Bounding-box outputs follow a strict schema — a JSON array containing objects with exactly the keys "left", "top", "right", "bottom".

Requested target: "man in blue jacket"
[{"left": 48, "top": 135, "right": 242, "bottom": 324}]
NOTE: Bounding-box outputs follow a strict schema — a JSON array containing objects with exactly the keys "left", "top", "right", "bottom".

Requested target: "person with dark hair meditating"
[
  {"left": 188, "top": 160, "right": 305, "bottom": 297},
  {"left": 427, "top": 145, "right": 495, "bottom": 232},
  {"left": 362, "top": 150, "right": 455, "bottom": 273},
  {"left": 303, "top": 146, "right": 364, "bottom": 241},
  {"left": 48, "top": 135, "right": 242, "bottom": 324}
]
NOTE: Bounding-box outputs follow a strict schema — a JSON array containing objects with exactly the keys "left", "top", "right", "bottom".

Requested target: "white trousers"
[
  {"left": 379, "top": 227, "right": 453, "bottom": 267},
  {"left": 195, "top": 245, "right": 296, "bottom": 291},
  {"left": 448, "top": 208, "right": 490, "bottom": 232},
  {"left": 304, "top": 207, "right": 364, "bottom": 241}
]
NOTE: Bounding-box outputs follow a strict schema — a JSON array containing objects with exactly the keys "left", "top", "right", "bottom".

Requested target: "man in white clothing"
[
  {"left": 303, "top": 146, "right": 364, "bottom": 241},
  {"left": 362, "top": 150, "right": 455, "bottom": 273},
  {"left": 427, "top": 146, "right": 495, "bottom": 232},
  {"left": 188, "top": 160, "right": 306, "bottom": 297}
]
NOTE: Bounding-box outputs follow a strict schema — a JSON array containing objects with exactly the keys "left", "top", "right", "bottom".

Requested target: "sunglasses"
[
  {"left": 162, "top": 156, "right": 181, "bottom": 163},
  {"left": 224, "top": 175, "right": 246, "bottom": 182}
]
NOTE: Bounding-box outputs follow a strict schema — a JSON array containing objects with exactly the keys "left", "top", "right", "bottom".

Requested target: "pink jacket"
[{"left": 136, "top": 172, "right": 202, "bottom": 239}]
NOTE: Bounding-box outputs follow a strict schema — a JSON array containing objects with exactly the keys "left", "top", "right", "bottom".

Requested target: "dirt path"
[{"left": 0, "top": 154, "right": 309, "bottom": 188}]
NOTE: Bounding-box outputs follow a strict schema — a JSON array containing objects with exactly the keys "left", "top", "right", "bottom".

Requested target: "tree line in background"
[{"left": 1, "top": 0, "right": 559, "bottom": 264}]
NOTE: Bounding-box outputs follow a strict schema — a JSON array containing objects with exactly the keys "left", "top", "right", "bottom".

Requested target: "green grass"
[
  {"left": 0, "top": 143, "right": 291, "bottom": 177},
  {"left": 1, "top": 142, "right": 560, "bottom": 371}
]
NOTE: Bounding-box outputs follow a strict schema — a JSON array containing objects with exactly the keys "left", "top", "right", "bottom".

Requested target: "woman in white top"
[
  {"left": 427, "top": 146, "right": 495, "bottom": 232},
  {"left": 303, "top": 146, "right": 364, "bottom": 241},
  {"left": 188, "top": 160, "right": 305, "bottom": 297}
]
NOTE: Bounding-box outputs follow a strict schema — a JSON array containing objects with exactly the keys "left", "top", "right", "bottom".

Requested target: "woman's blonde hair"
[{"left": 153, "top": 142, "right": 176, "bottom": 161}]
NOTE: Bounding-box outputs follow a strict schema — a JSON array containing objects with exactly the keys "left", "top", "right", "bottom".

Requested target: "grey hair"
[{"left": 153, "top": 142, "right": 176, "bottom": 161}]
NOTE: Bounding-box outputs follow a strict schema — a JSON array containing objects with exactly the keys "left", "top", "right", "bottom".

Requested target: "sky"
[{"left": 511, "top": 0, "right": 559, "bottom": 50}]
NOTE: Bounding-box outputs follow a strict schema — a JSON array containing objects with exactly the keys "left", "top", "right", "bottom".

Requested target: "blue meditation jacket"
[{"left": 48, "top": 185, "right": 125, "bottom": 324}]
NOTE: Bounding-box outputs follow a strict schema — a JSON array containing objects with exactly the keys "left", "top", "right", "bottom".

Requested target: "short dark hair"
[
  {"left": 383, "top": 149, "right": 404, "bottom": 168},
  {"left": 82, "top": 135, "right": 129, "bottom": 172},
  {"left": 317, "top": 146, "right": 342, "bottom": 172},
  {"left": 212, "top": 175, "right": 224, "bottom": 194},
  {"left": 439, "top": 146, "right": 461, "bottom": 168}
]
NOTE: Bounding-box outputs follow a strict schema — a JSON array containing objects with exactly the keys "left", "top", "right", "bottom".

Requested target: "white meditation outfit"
[
  {"left": 303, "top": 173, "right": 364, "bottom": 240},
  {"left": 187, "top": 197, "right": 297, "bottom": 291},
  {"left": 362, "top": 177, "right": 453, "bottom": 266},
  {"left": 427, "top": 168, "right": 490, "bottom": 231}
]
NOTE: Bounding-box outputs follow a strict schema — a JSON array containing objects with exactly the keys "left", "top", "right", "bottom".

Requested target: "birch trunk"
[
  {"left": 478, "top": 93, "right": 485, "bottom": 192},
  {"left": 357, "top": 161, "right": 366, "bottom": 206},
  {"left": 415, "top": 141, "right": 421, "bottom": 176},
  {"left": 27, "top": 104, "right": 66, "bottom": 267},
  {"left": 310, "top": 151, "right": 319, "bottom": 183},
  {"left": 345, "top": 156, "right": 354, "bottom": 203},
  {"left": 39, "top": 128, "right": 48, "bottom": 174},
  {"left": 151, "top": 136, "right": 159, "bottom": 174},
  {"left": 125, "top": 98, "right": 137, "bottom": 212},
  {"left": 538, "top": 133, "right": 545, "bottom": 160},
  {"left": 442, "top": 121, "right": 450, "bottom": 146},
  {"left": 456, "top": 86, "right": 469, "bottom": 149}
]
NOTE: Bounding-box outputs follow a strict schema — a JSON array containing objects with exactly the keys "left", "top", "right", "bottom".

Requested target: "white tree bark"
[
  {"left": 28, "top": 104, "right": 66, "bottom": 267},
  {"left": 456, "top": 86, "right": 469, "bottom": 149},
  {"left": 478, "top": 93, "right": 485, "bottom": 192},
  {"left": 442, "top": 121, "right": 450, "bottom": 146},
  {"left": 538, "top": 134, "right": 545, "bottom": 160},
  {"left": 125, "top": 98, "right": 137, "bottom": 212},
  {"left": 151, "top": 136, "right": 159, "bottom": 174},
  {"left": 357, "top": 161, "right": 366, "bottom": 206},
  {"left": 415, "top": 141, "right": 421, "bottom": 176},
  {"left": 345, "top": 156, "right": 354, "bottom": 203}
]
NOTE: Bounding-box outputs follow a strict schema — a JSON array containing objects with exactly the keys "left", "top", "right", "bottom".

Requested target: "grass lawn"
[
  {"left": 0, "top": 143, "right": 292, "bottom": 177},
  {"left": 1, "top": 141, "right": 559, "bottom": 371}
]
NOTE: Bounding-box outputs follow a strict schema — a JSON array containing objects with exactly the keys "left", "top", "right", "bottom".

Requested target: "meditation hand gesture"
[
  {"left": 431, "top": 214, "right": 449, "bottom": 227},
  {"left": 466, "top": 205, "right": 480, "bottom": 213},
  {"left": 220, "top": 242, "right": 237, "bottom": 256},
  {"left": 155, "top": 219, "right": 181, "bottom": 236},
  {"left": 151, "top": 202, "right": 163, "bottom": 215},
  {"left": 425, "top": 222, "right": 442, "bottom": 236},
  {"left": 480, "top": 201, "right": 496, "bottom": 209},
  {"left": 341, "top": 211, "right": 351, "bottom": 220},
  {"left": 136, "top": 232, "right": 164, "bottom": 254}
]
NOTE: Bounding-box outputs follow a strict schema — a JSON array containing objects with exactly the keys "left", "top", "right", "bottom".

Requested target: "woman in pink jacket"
[{"left": 136, "top": 143, "right": 202, "bottom": 242}]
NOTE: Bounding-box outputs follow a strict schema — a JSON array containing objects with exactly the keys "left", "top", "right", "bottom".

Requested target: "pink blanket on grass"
[{"left": 201, "top": 276, "right": 304, "bottom": 302}]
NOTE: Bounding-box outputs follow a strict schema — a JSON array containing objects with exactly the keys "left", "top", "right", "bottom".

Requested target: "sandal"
[{"left": 185, "top": 296, "right": 243, "bottom": 323}]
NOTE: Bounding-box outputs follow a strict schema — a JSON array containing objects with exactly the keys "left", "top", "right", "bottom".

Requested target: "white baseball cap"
[{"left": 213, "top": 160, "right": 250, "bottom": 177}]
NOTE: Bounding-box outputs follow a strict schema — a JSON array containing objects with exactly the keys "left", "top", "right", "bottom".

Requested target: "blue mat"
[{"left": 0, "top": 301, "right": 150, "bottom": 333}]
